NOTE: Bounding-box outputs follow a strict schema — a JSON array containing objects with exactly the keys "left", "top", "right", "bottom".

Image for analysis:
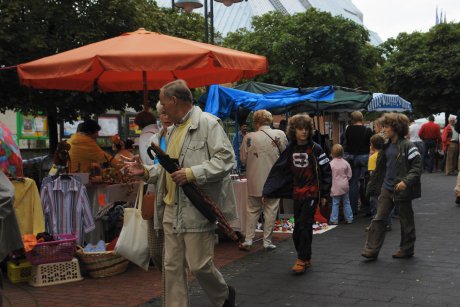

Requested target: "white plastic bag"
[{"left": 115, "top": 183, "right": 150, "bottom": 271}]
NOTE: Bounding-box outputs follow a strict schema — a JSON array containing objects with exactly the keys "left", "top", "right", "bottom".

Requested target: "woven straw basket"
[{"left": 76, "top": 246, "right": 129, "bottom": 278}]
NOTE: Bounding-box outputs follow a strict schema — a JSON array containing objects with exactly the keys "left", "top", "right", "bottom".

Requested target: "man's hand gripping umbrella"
[{"left": 147, "top": 143, "right": 244, "bottom": 243}]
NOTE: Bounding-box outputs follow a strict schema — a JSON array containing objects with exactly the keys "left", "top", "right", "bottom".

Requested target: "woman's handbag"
[
  {"left": 114, "top": 183, "right": 150, "bottom": 271},
  {"left": 141, "top": 187, "right": 156, "bottom": 220}
]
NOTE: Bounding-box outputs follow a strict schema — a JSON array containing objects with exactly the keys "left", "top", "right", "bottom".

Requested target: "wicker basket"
[{"left": 76, "top": 246, "right": 129, "bottom": 278}]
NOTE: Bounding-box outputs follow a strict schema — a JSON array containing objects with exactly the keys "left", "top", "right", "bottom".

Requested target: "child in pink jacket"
[{"left": 329, "top": 144, "right": 353, "bottom": 224}]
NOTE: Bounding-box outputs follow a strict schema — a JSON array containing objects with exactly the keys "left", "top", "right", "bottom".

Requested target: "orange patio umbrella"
[{"left": 17, "top": 28, "right": 268, "bottom": 110}]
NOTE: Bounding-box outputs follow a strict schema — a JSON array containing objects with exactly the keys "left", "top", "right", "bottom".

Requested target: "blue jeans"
[
  {"left": 349, "top": 154, "right": 369, "bottom": 214},
  {"left": 330, "top": 194, "right": 353, "bottom": 223}
]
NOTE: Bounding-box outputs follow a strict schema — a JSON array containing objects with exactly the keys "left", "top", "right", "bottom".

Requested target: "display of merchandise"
[{"left": 255, "top": 219, "right": 333, "bottom": 234}]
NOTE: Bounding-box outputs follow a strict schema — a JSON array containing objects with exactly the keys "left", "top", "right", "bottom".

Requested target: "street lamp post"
[{"left": 175, "top": 0, "right": 244, "bottom": 44}]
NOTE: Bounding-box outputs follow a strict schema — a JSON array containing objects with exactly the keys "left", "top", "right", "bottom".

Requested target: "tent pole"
[
  {"left": 323, "top": 111, "right": 326, "bottom": 137},
  {"left": 316, "top": 101, "right": 321, "bottom": 146},
  {"left": 235, "top": 112, "right": 240, "bottom": 172},
  {"left": 143, "top": 71, "right": 149, "bottom": 112}
]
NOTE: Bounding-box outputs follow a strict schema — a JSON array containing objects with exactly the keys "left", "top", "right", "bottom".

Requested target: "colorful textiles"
[
  {"left": 11, "top": 177, "right": 45, "bottom": 235},
  {"left": 40, "top": 176, "right": 95, "bottom": 245}
]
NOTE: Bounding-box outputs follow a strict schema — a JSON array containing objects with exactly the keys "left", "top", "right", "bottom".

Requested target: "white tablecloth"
[{"left": 230, "top": 180, "right": 248, "bottom": 235}]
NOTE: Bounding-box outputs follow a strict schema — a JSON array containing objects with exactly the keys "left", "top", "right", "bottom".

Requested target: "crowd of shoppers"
[{"left": 120, "top": 92, "right": 459, "bottom": 306}]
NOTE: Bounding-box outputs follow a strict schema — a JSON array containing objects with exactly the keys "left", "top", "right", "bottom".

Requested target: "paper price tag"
[{"left": 98, "top": 193, "right": 105, "bottom": 207}]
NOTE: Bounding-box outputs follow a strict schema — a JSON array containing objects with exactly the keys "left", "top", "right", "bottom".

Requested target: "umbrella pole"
[{"left": 143, "top": 71, "right": 149, "bottom": 112}]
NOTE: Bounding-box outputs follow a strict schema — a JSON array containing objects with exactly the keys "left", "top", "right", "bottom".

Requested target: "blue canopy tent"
[
  {"left": 204, "top": 85, "right": 335, "bottom": 118},
  {"left": 367, "top": 93, "right": 412, "bottom": 112},
  {"left": 204, "top": 84, "right": 372, "bottom": 169}
]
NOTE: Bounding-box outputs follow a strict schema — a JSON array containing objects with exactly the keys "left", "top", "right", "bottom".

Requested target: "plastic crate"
[
  {"left": 29, "top": 258, "right": 83, "bottom": 287},
  {"left": 25, "top": 234, "right": 77, "bottom": 265},
  {"left": 7, "top": 260, "right": 32, "bottom": 283}
]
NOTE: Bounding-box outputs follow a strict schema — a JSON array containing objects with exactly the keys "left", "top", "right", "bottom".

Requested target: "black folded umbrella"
[{"left": 147, "top": 143, "right": 244, "bottom": 243}]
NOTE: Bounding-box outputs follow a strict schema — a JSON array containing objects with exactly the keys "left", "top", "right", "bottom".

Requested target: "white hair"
[
  {"left": 156, "top": 101, "right": 163, "bottom": 113},
  {"left": 449, "top": 115, "right": 456, "bottom": 121}
]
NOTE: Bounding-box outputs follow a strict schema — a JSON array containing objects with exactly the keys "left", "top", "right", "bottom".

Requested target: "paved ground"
[
  {"left": 143, "top": 172, "right": 460, "bottom": 307},
  {"left": 3, "top": 172, "right": 459, "bottom": 307},
  {"left": 2, "top": 231, "right": 288, "bottom": 307}
]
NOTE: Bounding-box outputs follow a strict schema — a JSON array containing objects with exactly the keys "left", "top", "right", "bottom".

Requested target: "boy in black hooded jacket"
[{"left": 263, "top": 114, "right": 331, "bottom": 274}]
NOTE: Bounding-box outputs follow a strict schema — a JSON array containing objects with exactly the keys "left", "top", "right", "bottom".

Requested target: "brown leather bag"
[{"left": 141, "top": 192, "right": 156, "bottom": 220}]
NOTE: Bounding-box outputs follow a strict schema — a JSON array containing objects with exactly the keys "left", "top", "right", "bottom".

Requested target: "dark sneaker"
[
  {"left": 392, "top": 251, "right": 414, "bottom": 259},
  {"left": 456, "top": 195, "right": 460, "bottom": 205},
  {"left": 385, "top": 225, "right": 392, "bottom": 231},
  {"left": 223, "top": 285, "right": 236, "bottom": 307}
]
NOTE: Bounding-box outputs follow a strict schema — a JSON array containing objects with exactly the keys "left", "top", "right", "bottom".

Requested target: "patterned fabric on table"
[{"left": 40, "top": 176, "right": 95, "bottom": 245}]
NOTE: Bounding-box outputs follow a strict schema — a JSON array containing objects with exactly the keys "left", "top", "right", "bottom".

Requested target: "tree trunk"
[{"left": 47, "top": 108, "right": 58, "bottom": 155}]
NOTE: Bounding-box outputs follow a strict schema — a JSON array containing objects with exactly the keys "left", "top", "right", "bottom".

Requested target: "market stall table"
[
  {"left": 230, "top": 178, "right": 297, "bottom": 237},
  {"left": 85, "top": 181, "right": 140, "bottom": 243}
]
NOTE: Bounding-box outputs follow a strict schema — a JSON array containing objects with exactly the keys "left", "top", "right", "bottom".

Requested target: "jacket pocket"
[{"left": 187, "top": 140, "right": 206, "bottom": 151}]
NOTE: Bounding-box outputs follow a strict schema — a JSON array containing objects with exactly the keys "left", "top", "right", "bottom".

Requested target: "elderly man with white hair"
[
  {"left": 442, "top": 115, "right": 458, "bottom": 176},
  {"left": 239, "top": 110, "right": 288, "bottom": 251}
]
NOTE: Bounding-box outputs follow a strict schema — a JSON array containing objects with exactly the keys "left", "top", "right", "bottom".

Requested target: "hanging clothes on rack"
[
  {"left": 10, "top": 177, "right": 45, "bottom": 235},
  {"left": 40, "top": 175, "right": 95, "bottom": 245}
]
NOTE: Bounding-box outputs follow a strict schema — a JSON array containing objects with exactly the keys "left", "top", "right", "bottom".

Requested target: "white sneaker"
[
  {"left": 239, "top": 240, "right": 253, "bottom": 251},
  {"left": 263, "top": 243, "right": 276, "bottom": 250}
]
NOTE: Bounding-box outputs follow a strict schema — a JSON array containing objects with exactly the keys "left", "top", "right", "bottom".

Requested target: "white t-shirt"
[{"left": 409, "top": 123, "right": 422, "bottom": 143}]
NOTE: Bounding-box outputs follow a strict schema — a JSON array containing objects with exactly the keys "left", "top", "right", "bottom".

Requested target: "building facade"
[{"left": 157, "top": 0, "right": 383, "bottom": 45}]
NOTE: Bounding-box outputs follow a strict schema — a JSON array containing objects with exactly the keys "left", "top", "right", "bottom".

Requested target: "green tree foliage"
[
  {"left": 224, "top": 9, "right": 383, "bottom": 90},
  {"left": 382, "top": 23, "right": 460, "bottom": 116},
  {"left": 0, "top": 0, "right": 205, "bottom": 118}
]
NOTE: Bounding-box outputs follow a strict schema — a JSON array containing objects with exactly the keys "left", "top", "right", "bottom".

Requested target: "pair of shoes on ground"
[
  {"left": 291, "top": 259, "right": 311, "bottom": 274},
  {"left": 238, "top": 241, "right": 276, "bottom": 251},
  {"left": 222, "top": 285, "right": 236, "bottom": 307},
  {"left": 361, "top": 250, "right": 414, "bottom": 261}
]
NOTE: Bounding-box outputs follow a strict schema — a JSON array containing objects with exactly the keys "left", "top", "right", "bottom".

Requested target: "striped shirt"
[{"left": 40, "top": 176, "right": 95, "bottom": 245}]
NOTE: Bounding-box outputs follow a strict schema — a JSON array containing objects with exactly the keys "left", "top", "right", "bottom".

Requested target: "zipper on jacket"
[{"left": 311, "top": 143, "right": 321, "bottom": 205}]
